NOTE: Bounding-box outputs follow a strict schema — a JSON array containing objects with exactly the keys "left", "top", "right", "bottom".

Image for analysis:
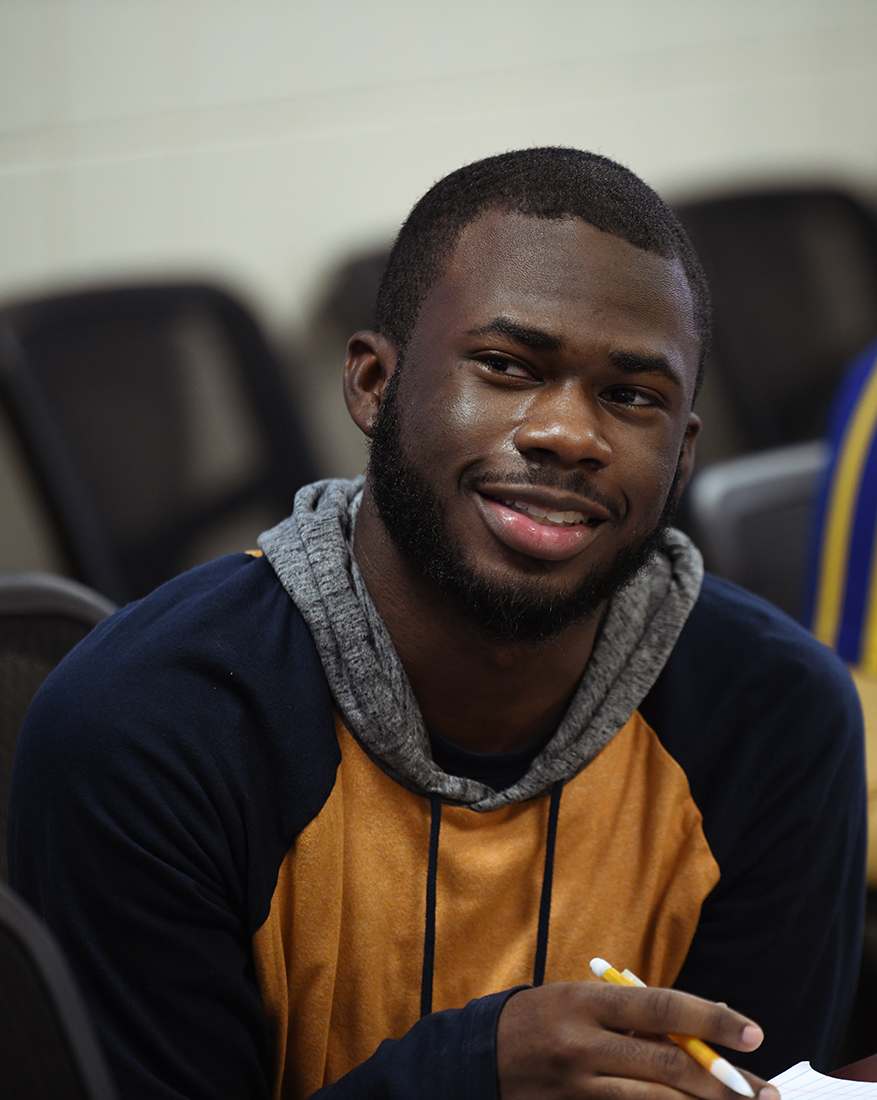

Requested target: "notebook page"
[{"left": 770, "top": 1062, "right": 877, "bottom": 1098}]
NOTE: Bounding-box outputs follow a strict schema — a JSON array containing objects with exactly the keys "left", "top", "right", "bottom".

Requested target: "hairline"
[{"left": 384, "top": 204, "right": 707, "bottom": 397}]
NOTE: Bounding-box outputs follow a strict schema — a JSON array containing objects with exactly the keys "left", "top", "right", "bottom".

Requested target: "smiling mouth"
[
  {"left": 496, "top": 498, "right": 598, "bottom": 528},
  {"left": 477, "top": 492, "right": 608, "bottom": 562}
]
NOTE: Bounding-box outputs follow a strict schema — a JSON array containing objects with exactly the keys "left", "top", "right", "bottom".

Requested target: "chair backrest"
[
  {"left": 0, "top": 572, "right": 115, "bottom": 882},
  {"left": 687, "top": 440, "right": 829, "bottom": 619},
  {"left": 675, "top": 187, "right": 877, "bottom": 455},
  {"left": 0, "top": 281, "right": 319, "bottom": 604},
  {"left": 0, "top": 881, "right": 117, "bottom": 1100},
  {"left": 804, "top": 338, "right": 877, "bottom": 669}
]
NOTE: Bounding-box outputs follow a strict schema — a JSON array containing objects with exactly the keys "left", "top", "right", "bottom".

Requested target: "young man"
[{"left": 9, "top": 148, "right": 866, "bottom": 1100}]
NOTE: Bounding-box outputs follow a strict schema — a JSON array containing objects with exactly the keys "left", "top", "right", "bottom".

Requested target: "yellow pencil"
[{"left": 589, "top": 958, "right": 755, "bottom": 1098}]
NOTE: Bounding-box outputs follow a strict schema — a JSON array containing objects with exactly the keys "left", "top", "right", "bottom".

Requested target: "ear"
[
  {"left": 675, "top": 412, "right": 701, "bottom": 493},
  {"left": 343, "top": 331, "right": 399, "bottom": 437}
]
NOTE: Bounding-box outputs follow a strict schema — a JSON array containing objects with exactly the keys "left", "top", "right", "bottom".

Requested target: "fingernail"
[
  {"left": 758, "top": 1086, "right": 780, "bottom": 1100},
  {"left": 742, "top": 1024, "right": 764, "bottom": 1049}
]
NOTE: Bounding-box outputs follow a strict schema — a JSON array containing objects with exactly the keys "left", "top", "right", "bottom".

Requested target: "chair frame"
[
  {"left": 0, "top": 571, "right": 117, "bottom": 623},
  {"left": 0, "top": 883, "right": 117, "bottom": 1100},
  {"left": 687, "top": 440, "right": 829, "bottom": 617}
]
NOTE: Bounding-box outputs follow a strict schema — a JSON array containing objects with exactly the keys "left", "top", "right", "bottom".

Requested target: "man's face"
[{"left": 366, "top": 210, "right": 701, "bottom": 643}]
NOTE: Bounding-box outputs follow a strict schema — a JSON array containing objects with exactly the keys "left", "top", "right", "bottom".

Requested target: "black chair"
[
  {"left": 0, "top": 572, "right": 115, "bottom": 882},
  {"left": 312, "top": 247, "right": 390, "bottom": 337},
  {"left": 686, "top": 440, "right": 828, "bottom": 619},
  {"left": 0, "top": 281, "right": 319, "bottom": 604},
  {"left": 0, "top": 880, "right": 116, "bottom": 1099},
  {"left": 675, "top": 187, "right": 877, "bottom": 458}
]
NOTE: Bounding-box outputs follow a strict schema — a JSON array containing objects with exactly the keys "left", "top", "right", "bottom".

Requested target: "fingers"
[
  {"left": 588, "top": 983, "right": 764, "bottom": 1054},
  {"left": 586, "top": 1027, "right": 758, "bottom": 1099},
  {"left": 575, "top": 1075, "right": 777, "bottom": 1100},
  {"left": 497, "top": 982, "right": 777, "bottom": 1100}
]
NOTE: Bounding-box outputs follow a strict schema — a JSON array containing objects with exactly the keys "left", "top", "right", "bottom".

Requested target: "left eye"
[
  {"left": 478, "top": 355, "right": 533, "bottom": 379},
  {"left": 605, "top": 386, "right": 654, "bottom": 407}
]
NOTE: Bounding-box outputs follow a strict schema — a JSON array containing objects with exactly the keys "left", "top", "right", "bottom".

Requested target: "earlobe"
[
  {"left": 677, "top": 412, "right": 701, "bottom": 492},
  {"left": 343, "top": 331, "right": 399, "bottom": 437}
]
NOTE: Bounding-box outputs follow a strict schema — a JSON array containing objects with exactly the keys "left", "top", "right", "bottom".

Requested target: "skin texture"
[
  {"left": 495, "top": 982, "right": 771, "bottom": 1100},
  {"left": 344, "top": 210, "right": 779, "bottom": 1100},
  {"left": 345, "top": 211, "right": 701, "bottom": 753}
]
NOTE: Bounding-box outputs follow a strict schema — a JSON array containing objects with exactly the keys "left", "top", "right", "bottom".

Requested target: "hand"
[{"left": 496, "top": 981, "right": 779, "bottom": 1100}]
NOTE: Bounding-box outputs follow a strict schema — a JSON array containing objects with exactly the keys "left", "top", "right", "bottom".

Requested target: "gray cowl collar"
[{"left": 259, "top": 478, "right": 703, "bottom": 812}]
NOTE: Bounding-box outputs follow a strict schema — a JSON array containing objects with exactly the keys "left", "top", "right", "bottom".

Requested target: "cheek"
[
  {"left": 619, "top": 439, "right": 681, "bottom": 519},
  {"left": 404, "top": 376, "right": 515, "bottom": 465}
]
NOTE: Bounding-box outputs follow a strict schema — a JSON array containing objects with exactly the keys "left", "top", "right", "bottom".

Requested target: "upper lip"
[{"left": 476, "top": 484, "right": 615, "bottom": 523}]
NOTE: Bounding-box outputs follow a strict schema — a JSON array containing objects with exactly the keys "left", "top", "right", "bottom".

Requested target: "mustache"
[{"left": 463, "top": 466, "right": 623, "bottom": 524}]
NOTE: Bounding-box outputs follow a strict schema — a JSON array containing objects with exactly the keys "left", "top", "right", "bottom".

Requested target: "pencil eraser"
[{"left": 590, "top": 958, "right": 610, "bottom": 978}]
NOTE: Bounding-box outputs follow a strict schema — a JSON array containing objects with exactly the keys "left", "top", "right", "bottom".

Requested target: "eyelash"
[
  {"left": 604, "top": 386, "right": 658, "bottom": 408},
  {"left": 478, "top": 355, "right": 533, "bottom": 379},
  {"left": 477, "top": 357, "right": 663, "bottom": 409},
  {"left": 480, "top": 354, "right": 524, "bottom": 369}
]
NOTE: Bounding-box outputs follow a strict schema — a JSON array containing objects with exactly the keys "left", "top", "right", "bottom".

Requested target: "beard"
[{"left": 367, "top": 369, "right": 684, "bottom": 645}]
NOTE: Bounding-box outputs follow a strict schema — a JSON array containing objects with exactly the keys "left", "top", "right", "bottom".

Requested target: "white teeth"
[{"left": 504, "top": 499, "right": 586, "bottom": 527}]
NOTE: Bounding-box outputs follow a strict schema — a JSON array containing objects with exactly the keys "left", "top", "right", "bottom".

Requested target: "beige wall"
[{"left": 2, "top": 0, "right": 877, "bottom": 567}]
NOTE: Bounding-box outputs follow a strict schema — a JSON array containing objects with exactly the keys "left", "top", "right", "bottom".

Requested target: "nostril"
[{"left": 514, "top": 420, "right": 612, "bottom": 466}]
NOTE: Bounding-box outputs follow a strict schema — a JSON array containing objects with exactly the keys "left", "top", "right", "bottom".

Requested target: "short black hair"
[{"left": 374, "top": 146, "right": 711, "bottom": 391}]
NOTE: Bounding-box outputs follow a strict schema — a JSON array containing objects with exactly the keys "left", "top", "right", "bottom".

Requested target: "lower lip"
[{"left": 478, "top": 497, "right": 602, "bottom": 561}]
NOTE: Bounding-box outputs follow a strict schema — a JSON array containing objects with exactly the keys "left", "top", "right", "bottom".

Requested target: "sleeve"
[
  {"left": 9, "top": 631, "right": 278, "bottom": 1099},
  {"left": 7, "top": 558, "right": 338, "bottom": 1100},
  {"left": 7, "top": 557, "right": 515, "bottom": 1100},
  {"left": 309, "top": 991, "right": 518, "bottom": 1100},
  {"left": 653, "top": 581, "right": 868, "bottom": 1078}
]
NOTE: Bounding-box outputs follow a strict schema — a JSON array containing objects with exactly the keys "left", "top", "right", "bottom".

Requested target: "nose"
[{"left": 513, "top": 382, "right": 612, "bottom": 467}]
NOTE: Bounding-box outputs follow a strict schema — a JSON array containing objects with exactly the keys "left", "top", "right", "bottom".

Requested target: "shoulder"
[
  {"left": 648, "top": 571, "right": 860, "bottom": 720},
  {"left": 44, "top": 549, "right": 324, "bottom": 687},
  {"left": 26, "top": 551, "right": 334, "bottom": 751},
  {"left": 664, "top": 576, "right": 868, "bottom": 1074},
  {"left": 83, "top": 550, "right": 312, "bottom": 666},
  {"left": 641, "top": 573, "right": 864, "bottom": 840},
  {"left": 11, "top": 554, "right": 339, "bottom": 919}
]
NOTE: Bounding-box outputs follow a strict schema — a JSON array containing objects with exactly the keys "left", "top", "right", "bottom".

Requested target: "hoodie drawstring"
[
  {"left": 533, "top": 779, "right": 563, "bottom": 987},
  {"left": 420, "top": 793, "right": 442, "bottom": 1018},
  {"left": 419, "top": 780, "right": 564, "bottom": 1017}
]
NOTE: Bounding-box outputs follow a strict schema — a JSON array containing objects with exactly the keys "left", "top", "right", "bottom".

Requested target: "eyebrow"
[
  {"left": 609, "top": 349, "right": 683, "bottom": 389},
  {"left": 466, "top": 317, "right": 564, "bottom": 352},
  {"left": 468, "top": 316, "right": 686, "bottom": 389}
]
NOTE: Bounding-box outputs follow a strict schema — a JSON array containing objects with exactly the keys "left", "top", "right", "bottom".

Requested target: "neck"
[{"left": 353, "top": 486, "right": 604, "bottom": 754}]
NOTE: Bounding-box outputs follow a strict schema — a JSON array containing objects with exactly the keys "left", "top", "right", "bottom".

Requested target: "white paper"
[{"left": 770, "top": 1062, "right": 877, "bottom": 1098}]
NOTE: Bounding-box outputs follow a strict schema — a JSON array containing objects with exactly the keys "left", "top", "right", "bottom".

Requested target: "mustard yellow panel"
[{"left": 253, "top": 713, "right": 719, "bottom": 1100}]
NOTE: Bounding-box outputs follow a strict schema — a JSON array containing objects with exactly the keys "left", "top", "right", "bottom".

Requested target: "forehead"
[{"left": 413, "top": 209, "right": 701, "bottom": 392}]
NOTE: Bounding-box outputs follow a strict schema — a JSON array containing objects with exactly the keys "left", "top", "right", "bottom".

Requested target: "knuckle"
[
  {"left": 576, "top": 978, "right": 626, "bottom": 1019},
  {"left": 564, "top": 980, "right": 604, "bottom": 1020},
  {"left": 596, "top": 980, "right": 637, "bottom": 1015},
  {"left": 589, "top": 1076, "right": 629, "bottom": 1100},
  {"left": 708, "top": 1001, "right": 734, "bottom": 1037},
  {"left": 591, "top": 1029, "right": 631, "bottom": 1064},
  {"left": 547, "top": 1027, "right": 581, "bottom": 1073},
  {"left": 650, "top": 988, "right": 685, "bottom": 1031},
  {"left": 534, "top": 1006, "right": 590, "bottom": 1072},
  {"left": 649, "top": 1041, "right": 686, "bottom": 1080}
]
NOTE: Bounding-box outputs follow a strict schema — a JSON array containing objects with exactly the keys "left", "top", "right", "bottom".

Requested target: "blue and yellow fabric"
[{"left": 805, "top": 336, "right": 877, "bottom": 885}]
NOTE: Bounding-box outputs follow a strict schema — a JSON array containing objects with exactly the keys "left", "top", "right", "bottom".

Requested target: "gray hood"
[{"left": 259, "top": 478, "right": 703, "bottom": 813}]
